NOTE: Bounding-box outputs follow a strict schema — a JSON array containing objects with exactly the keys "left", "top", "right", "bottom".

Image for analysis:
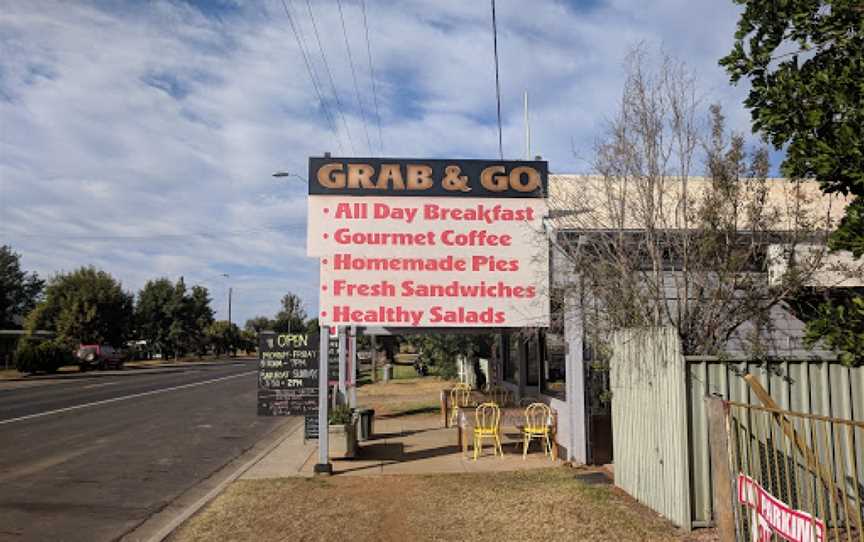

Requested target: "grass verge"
[
  {"left": 171, "top": 468, "right": 691, "bottom": 542},
  {"left": 355, "top": 377, "right": 447, "bottom": 417}
]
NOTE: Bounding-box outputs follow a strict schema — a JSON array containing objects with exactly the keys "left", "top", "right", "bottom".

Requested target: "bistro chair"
[
  {"left": 473, "top": 402, "right": 503, "bottom": 460},
  {"left": 449, "top": 383, "right": 472, "bottom": 427},
  {"left": 522, "top": 403, "right": 553, "bottom": 460},
  {"left": 486, "top": 386, "right": 513, "bottom": 407}
]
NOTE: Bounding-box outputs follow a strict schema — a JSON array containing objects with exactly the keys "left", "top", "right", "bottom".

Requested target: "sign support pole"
[
  {"left": 338, "top": 326, "right": 347, "bottom": 404},
  {"left": 314, "top": 327, "right": 332, "bottom": 475},
  {"left": 349, "top": 326, "right": 357, "bottom": 407}
]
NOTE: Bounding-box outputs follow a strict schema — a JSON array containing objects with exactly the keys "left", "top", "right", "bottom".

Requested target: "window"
[
  {"left": 526, "top": 333, "right": 540, "bottom": 387},
  {"left": 542, "top": 290, "right": 566, "bottom": 398},
  {"left": 504, "top": 333, "right": 520, "bottom": 384}
]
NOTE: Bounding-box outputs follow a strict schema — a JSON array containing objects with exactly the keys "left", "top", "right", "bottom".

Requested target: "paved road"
[{"left": 0, "top": 361, "right": 295, "bottom": 542}]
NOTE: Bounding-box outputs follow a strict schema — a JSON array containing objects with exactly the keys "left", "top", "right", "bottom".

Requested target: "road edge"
[
  {"left": 120, "top": 417, "right": 303, "bottom": 542},
  {"left": 1, "top": 360, "right": 252, "bottom": 383}
]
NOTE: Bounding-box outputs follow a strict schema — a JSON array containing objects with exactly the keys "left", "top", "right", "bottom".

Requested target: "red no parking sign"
[{"left": 737, "top": 473, "right": 826, "bottom": 542}]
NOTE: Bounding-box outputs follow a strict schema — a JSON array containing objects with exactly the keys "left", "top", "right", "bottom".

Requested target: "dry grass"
[
  {"left": 174, "top": 378, "right": 715, "bottom": 541},
  {"left": 357, "top": 377, "right": 448, "bottom": 416},
  {"left": 0, "top": 355, "right": 253, "bottom": 380},
  {"left": 0, "top": 364, "right": 80, "bottom": 380},
  {"left": 172, "top": 468, "right": 695, "bottom": 542}
]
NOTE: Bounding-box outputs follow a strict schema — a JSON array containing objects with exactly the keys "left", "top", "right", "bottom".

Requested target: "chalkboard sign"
[
  {"left": 304, "top": 413, "right": 319, "bottom": 440},
  {"left": 257, "top": 332, "right": 319, "bottom": 416}
]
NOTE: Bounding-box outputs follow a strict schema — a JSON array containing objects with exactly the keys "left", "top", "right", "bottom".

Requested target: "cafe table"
[
  {"left": 439, "top": 388, "right": 488, "bottom": 427},
  {"left": 455, "top": 407, "right": 558, "bottom": 460}
]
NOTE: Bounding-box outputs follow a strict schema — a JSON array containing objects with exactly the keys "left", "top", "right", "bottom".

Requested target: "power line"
[
  {"left": 360, "top": 0, "right": 384, "bottom": 155},
  {"left": 303, "top": 0, "right": 356, "bottom": 155},
  {"left": 490, "top": 0, "right": 503, "bottom": 160},
  {"left": 279, "top": 0, "right": 344, "bottom": 153},
  {"left": 335, "top": 0, "right": 373, "bottom": 156}
]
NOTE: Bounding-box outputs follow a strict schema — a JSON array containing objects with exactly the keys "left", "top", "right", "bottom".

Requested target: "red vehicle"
[{"left": 76, "top": 344, "right": 125, "bottom": 371}]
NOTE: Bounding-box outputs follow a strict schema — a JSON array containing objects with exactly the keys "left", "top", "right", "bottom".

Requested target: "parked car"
[{"left": 76, "top": 344, "right": 125, "bottom": 371}]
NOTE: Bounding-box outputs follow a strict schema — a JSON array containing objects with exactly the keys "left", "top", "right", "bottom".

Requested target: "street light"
[
  {"left": 221, "top": 273, "right": 232, "bottom": 327},
  {"left": 272, "top": 171, "right": 307, "bottom": 182}
]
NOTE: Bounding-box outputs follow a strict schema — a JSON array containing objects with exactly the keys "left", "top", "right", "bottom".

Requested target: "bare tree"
[{"left": 549, "top": 47, "right": 846, "bottom": 357}]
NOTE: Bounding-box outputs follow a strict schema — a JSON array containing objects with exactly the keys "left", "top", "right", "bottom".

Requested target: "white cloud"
[{"left": 0, "top": 0, "right": 758, "bottom": 325}]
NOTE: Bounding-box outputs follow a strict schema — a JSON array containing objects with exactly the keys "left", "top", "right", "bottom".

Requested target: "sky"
[{"left": 0, "top": 0, "right": 758, "bottom": 326}]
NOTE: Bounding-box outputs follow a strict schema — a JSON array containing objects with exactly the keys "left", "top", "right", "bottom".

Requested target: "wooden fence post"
[{"left": 705, "top": 396, "right": 735, "bottom": 542}]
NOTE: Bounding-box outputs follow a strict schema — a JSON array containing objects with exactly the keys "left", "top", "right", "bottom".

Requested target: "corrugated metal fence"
[
  {"left": 610, "top": 326, "right": 864, "bottom": 530},
  {"left": 610, "top": 327, "right": 691, "bottom": 529}
]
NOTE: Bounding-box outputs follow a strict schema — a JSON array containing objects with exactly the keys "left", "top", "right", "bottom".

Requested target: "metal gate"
[{"left": 727, "top": 400, "right": 864, "bottom": 541}]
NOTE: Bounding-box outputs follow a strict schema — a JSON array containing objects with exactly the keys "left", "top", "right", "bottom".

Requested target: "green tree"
[
  {"left": 273, "top": 292, "right": 306, "bottom": 333},
  {"left": 240, "top": 329, "right": 257, "bottom": 354},
  {"left": 207, "top": 320, "right": 241, "bottom": 356},
  {"left": 800, "top": 291, "right": 864, "bottom": 365},
  {"left": 164, "top": 278, "right": 190, "bottom": 358},
  {"left": 405, "top": 333, "right": 493, "bottom": 380},
  {"left": 244, "top": 315, "right": 274, "bottom": 334},
  {"left": 0, "top": 245, "right": 44, "bottom": 328},
  {"left": 720, "top": 1, "right": 863, "bottom": 193},
  {"left": 135, "top": 278, "right": 175, "bottom": 355},
  {"left": 135, "top": 279, "right": 213, "bottom": 358},
  {"left": 26, "top": 267, "right": 133, "bottom": 348},
  {"left": 189, "top": 285, "right": 215, "bottom": 356},
  {"left": 721, "top": 2, "right": 864, "bottom": 363},
  {"left": 304, "top": 317, "right": 320, "bottom": 335}
]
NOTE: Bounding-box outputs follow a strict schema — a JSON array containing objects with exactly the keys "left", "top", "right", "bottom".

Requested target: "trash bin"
[{"left": 355, "top": 408, "right": 375, "bottom": 441}]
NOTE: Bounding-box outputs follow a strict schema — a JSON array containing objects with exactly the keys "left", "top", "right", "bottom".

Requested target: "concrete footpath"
[
  {"left": 242, "top": 422, "right": 318, "bottom": 479},
  {"left": 242, "top": 413, "right": 559, "bottom": 479}
]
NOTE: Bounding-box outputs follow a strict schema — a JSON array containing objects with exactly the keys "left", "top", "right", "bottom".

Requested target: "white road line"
[{"left": 0, "top": 370, "right": 257, "bottom": 426}]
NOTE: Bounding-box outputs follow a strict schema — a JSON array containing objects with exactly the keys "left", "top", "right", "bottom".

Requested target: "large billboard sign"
[{"left": 307, "top": 157, "right": 550, "bottom": 328}]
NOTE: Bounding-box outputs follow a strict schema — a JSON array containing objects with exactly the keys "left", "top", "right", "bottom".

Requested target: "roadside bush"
[
  {"left": 15, "top": 339, "right": 73, "bottom": 374},
  {"left": 329, "top": 405, "right": 353, "bottom": 425}
]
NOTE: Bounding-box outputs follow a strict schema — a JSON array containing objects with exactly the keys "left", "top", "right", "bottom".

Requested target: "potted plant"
[{"left": 328, "top": 405, "right": 357, "bottom": 458}]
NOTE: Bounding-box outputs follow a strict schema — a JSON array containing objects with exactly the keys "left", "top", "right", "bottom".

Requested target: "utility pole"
[
  {"left": 491, "top": 0, "right": 503, "bottom": 160},
  {"left": 221, "top": 273, "right": 232, "bottom": 327},
  {"left": 524, "top": 90, "right": 531, "bottom": 160}
]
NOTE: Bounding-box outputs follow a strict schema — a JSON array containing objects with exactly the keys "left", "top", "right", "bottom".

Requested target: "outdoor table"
[
  {"left": 456, "top": 407, "right": 558, "bottom": 460},
  {"left": 439, "top": 388, "right": 488, "bottom": 427}
]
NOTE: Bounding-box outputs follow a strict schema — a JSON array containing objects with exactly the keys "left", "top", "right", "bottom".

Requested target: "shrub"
[
  {"left": 329, "top": 405, "right": 353, "bottom": 425},
  {"left": 15, "top": 339, "right": 72, "bottom": 374}
]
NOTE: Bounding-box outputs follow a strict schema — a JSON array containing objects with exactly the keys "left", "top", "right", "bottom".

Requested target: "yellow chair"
[
  {"left": 473, "top": 402, "right": 503, "bottom": 460},
  {"left": 449, "top": 384, "right": 471, "bottom": 427},
  {"left": 522, "top": 403, "right": 553, "bottom": 460}
]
